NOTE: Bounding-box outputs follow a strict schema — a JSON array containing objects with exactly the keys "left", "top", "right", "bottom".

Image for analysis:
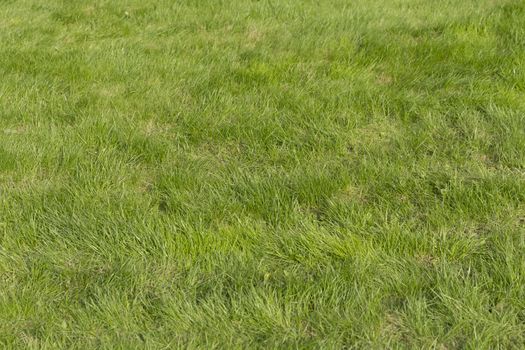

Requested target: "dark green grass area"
[{"left": 1, "top": 0, "right": 525, "bottom": 348}]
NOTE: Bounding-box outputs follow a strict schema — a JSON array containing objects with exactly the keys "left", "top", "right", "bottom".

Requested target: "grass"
[{"left": 1, "top": 0, "right": 525, "bottom": 348}]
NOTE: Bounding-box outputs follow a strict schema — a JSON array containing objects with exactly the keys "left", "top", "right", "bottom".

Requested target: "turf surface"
[{"left": 1, "top": 0, "right": 525, "bottom": 348}]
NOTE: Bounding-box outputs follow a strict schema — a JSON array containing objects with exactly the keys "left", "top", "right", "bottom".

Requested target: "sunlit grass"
[{"left": 1, "top": 0, "right": 525, "bottom": 348}]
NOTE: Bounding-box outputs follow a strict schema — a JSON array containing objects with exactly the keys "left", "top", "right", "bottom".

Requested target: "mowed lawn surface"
[{"left": 1, "top": 0, "right": 525, "bottom": 348}]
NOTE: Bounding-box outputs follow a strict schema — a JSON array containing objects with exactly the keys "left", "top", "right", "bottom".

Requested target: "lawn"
[{"left": 1, "top": 0, "right": 525, "bottom": 348}]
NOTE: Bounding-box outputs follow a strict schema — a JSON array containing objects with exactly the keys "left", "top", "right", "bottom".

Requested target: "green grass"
[{"left": 1, "top": 0, "right": 525, "bottom": 348}]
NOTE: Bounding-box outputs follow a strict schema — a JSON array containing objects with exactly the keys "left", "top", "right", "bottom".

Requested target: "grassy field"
[{"left": 1, "top": 0, "right": 525, "bottom": 348}]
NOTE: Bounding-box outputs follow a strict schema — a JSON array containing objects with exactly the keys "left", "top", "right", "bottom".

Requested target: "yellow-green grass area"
[{"left": 1, "top": 0, "right": 525, "bottom": 348}]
